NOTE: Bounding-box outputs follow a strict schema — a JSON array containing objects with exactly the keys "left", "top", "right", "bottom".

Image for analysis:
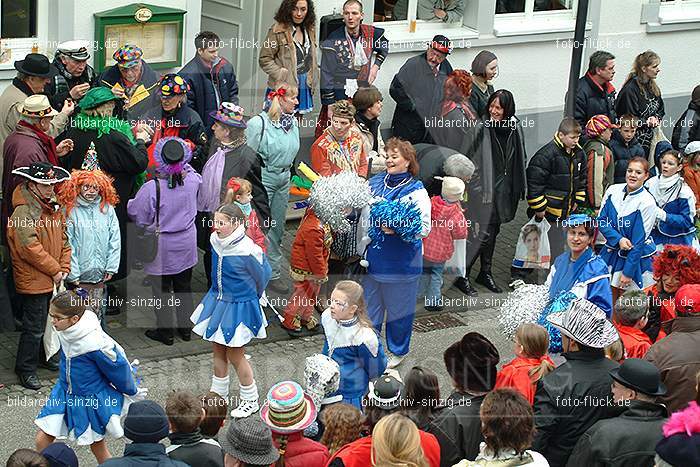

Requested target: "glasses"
[{"left": 81, "top": 185, "right": 98, "bottom": 192}]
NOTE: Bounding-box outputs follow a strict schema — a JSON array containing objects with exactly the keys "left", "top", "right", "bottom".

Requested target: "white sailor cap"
[{"left": 57, "top": 40, "right": 91, "bottom": 61}]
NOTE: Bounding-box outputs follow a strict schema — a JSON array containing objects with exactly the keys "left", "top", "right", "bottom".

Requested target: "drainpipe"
[{"left": 565, "top": 0, "right": 591, "bottom": 118}]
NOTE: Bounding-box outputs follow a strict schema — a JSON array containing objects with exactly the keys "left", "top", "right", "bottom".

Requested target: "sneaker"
[
  {"left": 387, "top": 354, "right": 406, "bottom": 369},
  {"left": 230, "top": 399, "right": 259, "bottom": 418}
]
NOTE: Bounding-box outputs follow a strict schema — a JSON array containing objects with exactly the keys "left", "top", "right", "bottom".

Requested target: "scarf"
[
  {"left": 73, "top": 113, "right": 137, "bottom": 144},
  {"left": 17, "top": 120, "right": 58, "bottom": 165},
  {"left": 652, "top": 173, "right": 683, "bottom": 207},
  {"left": 268, "top": 112, "right": 295, "bottom": 133},
  {"left": 198, "top": 146, "right": 227, "bottom": 212},
  {"left": 235, "top": 201, "right": 252, "bottom": 217}
]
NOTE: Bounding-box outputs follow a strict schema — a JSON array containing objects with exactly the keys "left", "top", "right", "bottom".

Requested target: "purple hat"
[
  {"left": 152, "top": 137, "right": 193, "bottom": 175},
  {"left": 113, "top": 44, "right": 143, "bottom": 68},
  {"left": 210, "top": 102, "right": 247, "bottom": 129}
]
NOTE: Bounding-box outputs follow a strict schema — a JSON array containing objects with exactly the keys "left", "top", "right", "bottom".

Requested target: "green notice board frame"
[{"left": 94, "top": 3, "right": 186, "bottom": 72}]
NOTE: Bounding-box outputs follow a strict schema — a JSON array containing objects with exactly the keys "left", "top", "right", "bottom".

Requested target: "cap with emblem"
[{"left": 57, "top": 40, "right": 91, "bottom": 61}]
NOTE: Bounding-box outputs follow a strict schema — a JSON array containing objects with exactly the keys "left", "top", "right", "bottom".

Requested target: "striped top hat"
[
  {"left": 260, "top": 381, "right": 317, "bottom": 434},
  {"left": 546, "top": 297, "right": 619, "bottom": 348}
]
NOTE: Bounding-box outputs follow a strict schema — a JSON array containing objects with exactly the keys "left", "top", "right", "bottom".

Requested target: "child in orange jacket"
[
  {"left": 495, "top": 323, "right": 554, "bottom": 405},
  {"left": 613, "top": 290, "right": 653, "bottom": 359}
]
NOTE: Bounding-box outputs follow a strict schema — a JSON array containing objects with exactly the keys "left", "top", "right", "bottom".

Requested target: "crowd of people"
[{"left": 2, "top": 0, "right": 700, "bottom": 466}]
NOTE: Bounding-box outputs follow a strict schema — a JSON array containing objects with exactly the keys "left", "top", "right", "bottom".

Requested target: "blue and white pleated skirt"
[{"left": 296, "top": 72, "right": 313, "bottom": 114}]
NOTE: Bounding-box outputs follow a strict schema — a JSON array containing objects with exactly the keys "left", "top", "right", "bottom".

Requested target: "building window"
[
  {"left": 373, "top": 0, "right": 466, "bottom": 26},
  {"left": 496, "top": 0, "right": 574, "bottom": 15},
  {"left": 1, "top": 0, "right": 37, "bottom": 38}
]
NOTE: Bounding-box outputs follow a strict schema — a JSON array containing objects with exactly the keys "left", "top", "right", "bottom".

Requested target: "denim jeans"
[
  {"left": 420, "top": 260, "right": 445, "bottom": 307},
  {"left": 15, "top": 292, "right": 52, "bottom": 375},
  {"left": 262, "top": 168, "right": 291, "bottom": 279}
]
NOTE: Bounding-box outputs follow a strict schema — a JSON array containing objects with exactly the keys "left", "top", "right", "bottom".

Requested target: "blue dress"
[
  {"left": 321, "top": 310, "right": 387, "bottom": 409},
  {"left": 645, "top": 174, "right": 699, "bottom": 250},
  {"left": 191, "top": 227, "right": 272, "bottom": 347},
  {"left": 35, "top": 310, "right": 138, "bottom": 445},
  {"left": 598, "top": 183, "right": 657, "bottom": 289},
  {"left": 545, "top": 247, "right": 613, "bottom": 317}
]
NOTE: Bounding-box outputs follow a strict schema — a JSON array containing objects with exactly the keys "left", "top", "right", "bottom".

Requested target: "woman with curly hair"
[
  {"left": 319, "top": 403, "right": 362, "bottom": 455},
  {"left": 645, "top": 244, "right": 700, "bottom": 342},
  {"left": 453, "top": 388, "right": 547, "bottom": 466},
  {"left": 259, "top": 0, "right": 317, "bottom": 114},
  {"left": 616, "top": 50, "right": 665, "bottom": 154},
  {"left": 372, "top": 414, "right": 429, "bottom": 467},
  {"left": 57, "top": 169, "right": 120, "bottom": 327}
]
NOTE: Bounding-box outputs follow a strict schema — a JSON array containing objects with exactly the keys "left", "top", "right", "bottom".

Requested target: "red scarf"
[{"left": 18, "top": 120, "right": 58, "bottom": 165}]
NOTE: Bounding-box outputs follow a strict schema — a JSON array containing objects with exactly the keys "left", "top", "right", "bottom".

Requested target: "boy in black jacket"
[
  {"left": 526, "top": 118, "right": 587, "bottom": 259},
  {"left": 166, "top": 390, "right": 224, "bottom": 467},
  {"left": 609, "top": 114, "right": 645, "bottom": 184}
]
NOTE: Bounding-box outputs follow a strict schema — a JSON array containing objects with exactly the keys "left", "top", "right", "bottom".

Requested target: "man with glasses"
[{"left": 99, "top": 44, "right": 160, "bottom": 124}]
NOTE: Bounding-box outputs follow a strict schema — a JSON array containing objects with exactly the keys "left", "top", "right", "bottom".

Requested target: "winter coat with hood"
[
  {"left": 7, "top": 183, "right": 71, "bottom": 294},
  {"left": 532, "top": 348, "right": 621, "bottom": 467},
  {"left": 423, "top": 195, "right": 468, "bottom": 263},
  {"left": 526, "top": 135, "right": 587, "bottom": 222},
  {"left": 259, "top": 21, "right": 318, "bottom": 92},
  {"left": 2, "top": 122, "right": 56, "bottom": 228},
  {"left": 574, "top": 72, "right": 617, "bottom": 129},
  {"left": 645, "top": 315, "right": 700, "bottom": 413},
  {"left": 166, "top": 429, "right": 224, "bottom": 467},
  {"left": 390, "top": 52, "right": 453, "bottom": 144},
  {"left": 65, "top": 195, "right": 121, "bottom": 284},
  {"left": 567, "top": 400, "right": 667, "bottom": 467},
  {"left": 609, "top": 129, "right": 645, "bottom": 184},
  {"left": 672, "top": 89, "right": 700, "bottom": 152},
  {"left": 180, "top": 55, "right": 239, "bottom": 136}
]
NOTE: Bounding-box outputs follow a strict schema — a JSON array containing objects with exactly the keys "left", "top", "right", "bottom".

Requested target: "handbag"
[{"left": 132, "top": 179, "right": 161, "bottom": 264}]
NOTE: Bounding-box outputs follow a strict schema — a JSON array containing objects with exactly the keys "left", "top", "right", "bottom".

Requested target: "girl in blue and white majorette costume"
[
  {"left": 545, "top": 214, "right": 613, "bottom": 317},
  {"left": 645, "top": 148, "right": 699, "bottom": 251},
  {"left": 190, "top": 203, "right": 271, "bottom": 419},
  {"left": 598, "top": 157, "right": 657, "bottom": 293},
  {"left": 35, "top": 289, "right": 142, "bottom": 464},
  {"left": 321, "top": 280, "right": 387, "bottom": 409}
]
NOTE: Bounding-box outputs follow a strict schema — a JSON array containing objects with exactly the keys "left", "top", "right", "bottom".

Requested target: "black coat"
[
  {"left": 672, "top": 101, "right": 700, "bottom": 152},
  {"left": 526, "top": 138, "right": 587, "bottom": 222},
  {"left": 486, "top": 120, "right": 527, "bottom": 224},
  {"left": 167, "top": 430, "right": 224, "bottom": 467},
  {"left": 615, "top": 77, "right": 665, "bottom": 152},
  {"left": 99, "top": 443, "right": 189, "bottom": 467},
  {"left": 574, "top": 73, "right": 617, "bottom": 129},
  {"left": 221, "top": 145, "right": 270, "bottom": 230},
  {"left": 46, "top": 55, "right": 97, "bottom": 111},
  {"left": 180, "top": 56, "right": 239, "bottom": 137},
  {"left": 470, "top": 82, "right": 494, "bottom": 120},
  {"left": 415, "top": 143, "right": 457, "bottom": 197},
  {"left": 532, "top": 349, "right": 621, "bottom": 467},
  {"left": 567, "top": 400, "right": 667, "bottom": 467},
  {"left": 609, "top": 129, "right": 645, "bottom": 184},
  {"left": 430, "top": 391, "right": 485, "bottom": 466},
  {"left": 390, "top": 53, "right": 453, "bottom": 144},
  {"left": 99, "top": 61, "right": 161, "bottom": 124},
  {"left": 141, "top": 104, "right": 209, "bottom": 173}
]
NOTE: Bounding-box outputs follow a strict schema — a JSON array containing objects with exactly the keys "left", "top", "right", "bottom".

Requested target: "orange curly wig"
[
  {"left": 652, "top": 244, "right": 700, "bottom": 285},
  {"left": 443, "top": 69, "right": 473, "bottom": 103},
  {"left": 57, "top": 170, "right": 119, "bottom": 216}
]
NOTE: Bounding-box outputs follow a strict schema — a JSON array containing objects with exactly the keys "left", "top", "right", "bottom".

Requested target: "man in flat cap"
[
  {"left": 390, "top": 35, "right": 453, "bottom": 144},
  {"left": 46, "top": 40, "right": 97, "bottom": 112}
]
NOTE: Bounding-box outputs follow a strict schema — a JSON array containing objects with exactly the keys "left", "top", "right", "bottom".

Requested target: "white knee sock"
[
  {"left": 240, "top": 380, "right": 258, "bottom": 402},
  {"left": 210, "top": 374, "right": 230, "bottom": 398}
]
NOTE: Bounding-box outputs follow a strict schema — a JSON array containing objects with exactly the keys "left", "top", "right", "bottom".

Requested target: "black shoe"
[
  {"left": 424, "top": 305, "right": 444, "bottom": 312},
  {"left": 177, "top": 328, "right": 192, "bottom": 341},
  {"left": 475, "top": 272, "right": 503, "bottom": 293},
  {"left": 141, "top": 276, "right": 152, "bottom": 287},
  {"left": 18, "top": 373, "right": 41, "bottom": 390},
  {"left": 39, "top": 359, "right": 59, "bottom": 371},
  {"left": 453, "top": 277, "right": 478, "bottom": 296},
  {"left": 268, "top": 278, "right": 289, "bottom": 295},
  {"left": 145, "top": 329, "right": 174, "bottom": 346}
]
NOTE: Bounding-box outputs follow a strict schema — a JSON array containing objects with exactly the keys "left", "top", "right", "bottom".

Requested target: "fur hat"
[
  {"left": 438, "top": 176, "right": 465, "bottom": 202},
  {"left": 443, "top": 332, "right": 499, "bottom": 393}
]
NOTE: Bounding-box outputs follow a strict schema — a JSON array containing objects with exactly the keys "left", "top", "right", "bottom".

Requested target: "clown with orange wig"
[{"left": 57, "top": 169, "right": 121, "bottom": 325}]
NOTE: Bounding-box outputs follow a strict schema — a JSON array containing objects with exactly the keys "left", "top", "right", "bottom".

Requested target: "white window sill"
[
  {"left": 493, "top": 16, "right": 586, "bottom": 37},
  {"left": 0, "top": 38, "right": 42, "bottom": 71},
  {"left": 381, "top": 22, "right": 478, "bottom": 54},
  {"left": 658, "top": 3, "right": 700, "bottom": 24}
]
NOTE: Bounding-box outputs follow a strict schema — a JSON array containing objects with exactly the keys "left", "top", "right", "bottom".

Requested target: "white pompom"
[
  {"left": 361, "top": 236, "right": 371, "bottom": 243},
  {"left": 360, "top": 259, "right": 369, "bottom": 268}
]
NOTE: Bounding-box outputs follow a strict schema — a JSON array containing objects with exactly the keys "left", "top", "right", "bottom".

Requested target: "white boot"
[
  {"left": 210, "top": 374, "right": 230, "bottom": 398},
  {"left": 231, "top": 381, "right": 259, "bottom": 418}
]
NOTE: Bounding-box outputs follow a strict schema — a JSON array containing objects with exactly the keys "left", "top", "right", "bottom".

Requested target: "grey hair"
[
  {"left": 613, "top": 290, "right": 648, "bottom": 326},
  {"left": 16, "top": 72, "right": 28, "bottom": 81},
  {"left": 443, "top": 154, "right": 475, "bottom": 181}
]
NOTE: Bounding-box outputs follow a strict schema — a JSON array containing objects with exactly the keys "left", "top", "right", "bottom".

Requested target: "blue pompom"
[
  {"left": 537, "top": 291, "right": 577, "bottom": 353},
  {"left": 368, "top": 200, "right": 423, "bottom": 246}
]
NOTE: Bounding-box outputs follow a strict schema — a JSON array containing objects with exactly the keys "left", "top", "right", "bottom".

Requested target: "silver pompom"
[
  {"left": 309, "top": 171, "right": 372, "bottom": 233},
  {"left": 360, "top": 259, "right": 369, "bottom": 268},
  {"left": 498, "top": 284, "right": 550, "bottom": 340}
]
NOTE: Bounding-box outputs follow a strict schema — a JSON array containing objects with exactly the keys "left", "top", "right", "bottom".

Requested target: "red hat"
[{"left": 674, "top": 284, "right": 700, "bottom": 315}]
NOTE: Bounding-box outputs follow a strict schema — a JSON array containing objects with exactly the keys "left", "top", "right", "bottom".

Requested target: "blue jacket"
[
  {"left": 66, "top": 196, "right": 121, "bottom": 284},
  {"left": 180, "top": 55, "right": 239, "bottom": 136},
  {"left": 99, "top": 443, "right": 189, "bottom": 467},
  {"left": 609, "top": 129, "right": 645, "bottom": 184}
]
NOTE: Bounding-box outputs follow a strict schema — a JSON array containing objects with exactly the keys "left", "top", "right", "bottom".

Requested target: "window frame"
[
  {"left": 642, "top": 0, "right": 700, "bottom": 32},
  {"left": 0, "top": 0, "right": 46, "bottom": 71}
]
